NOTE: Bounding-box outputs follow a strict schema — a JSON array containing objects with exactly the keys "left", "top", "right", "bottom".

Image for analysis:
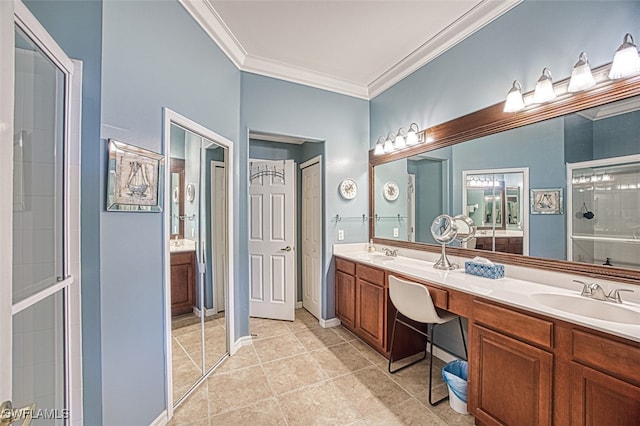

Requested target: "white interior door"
[
  {"left": 1, "top": 1, "right": 82, "bottom": 423},
  {"left": 249, "top": 159, "right": 296, "bottom": 321},
  {"left": 211, "top": 160, "right": 226, "bottom": 313},
  {"left": 301, "top": 158, "right": 322, "bottom": 320},
  {"left": 407, "top": 174, "right": 416, "bottom": 242}
]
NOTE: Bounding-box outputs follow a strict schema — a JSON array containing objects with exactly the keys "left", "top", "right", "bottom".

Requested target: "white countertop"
[
  {"left": 334, "top": 244, "right": 640, "bottom": 343},
  {"left": 170, "top": 239, "right": 196, "bottom": 253}
]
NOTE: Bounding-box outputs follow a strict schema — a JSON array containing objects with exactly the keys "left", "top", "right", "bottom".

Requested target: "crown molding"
[
  {"left": 180, "top": 0, "right": 521, "bottom": 100},
  {"left": 368, "top": 0, "right": 522, "bottom": 99}
]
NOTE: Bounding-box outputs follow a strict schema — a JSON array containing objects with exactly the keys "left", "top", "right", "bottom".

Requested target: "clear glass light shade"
[
  {"left": 568, "top": 52, "right": 596, "bottom": 92},
  {"left": 533, "top": 68, "right": 556, "bottom": 104},
  {"left": 504, "top": 80, "right": 525, "bottom": 112},
  {"left": 609, "top": 33, "right": 640, "bottom": 79}
]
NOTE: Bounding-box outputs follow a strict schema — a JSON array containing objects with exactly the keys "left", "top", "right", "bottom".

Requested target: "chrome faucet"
[
  {"left": 381, "top": 247, "right": 398, "bottom": 257},
  {"left": 573, "top": 280, "right": 635, "bottom": 303}
]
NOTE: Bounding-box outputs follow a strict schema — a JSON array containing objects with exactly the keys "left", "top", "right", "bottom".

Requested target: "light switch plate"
[
  {"left": 393, "top": 228, "right": 399, "bottom": 237},
  {"left": 338, "top": 230, "right": 344, "bottom": 241}
]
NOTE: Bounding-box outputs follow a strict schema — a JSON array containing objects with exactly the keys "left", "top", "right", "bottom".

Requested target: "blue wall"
[
  {"left": 99, "top": 1, "right": 239, "bottom": 425},
  {"left": 241, "top": 73, "right": 369, "bottom": 322}
]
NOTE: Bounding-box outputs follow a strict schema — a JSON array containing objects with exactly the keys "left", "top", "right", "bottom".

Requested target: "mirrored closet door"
[{"left": 167, "top": 120, "right": 229, "bottom": 407}]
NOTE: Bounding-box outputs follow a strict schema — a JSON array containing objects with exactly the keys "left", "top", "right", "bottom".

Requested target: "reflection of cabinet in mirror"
[
  {"left": 170, "top": 158, "right": 185, "bottom": 238},
  {"left": 170, "top": 251, "right": 196, "bottom": 316}
]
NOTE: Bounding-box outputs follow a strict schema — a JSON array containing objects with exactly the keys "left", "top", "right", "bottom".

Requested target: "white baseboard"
[
  {"left": 296, "top": 301, "right": 303, "bottom": 309},
  {"left": 230, "top": 335, "right": 253, "bottom": 355},
  {"left": 149, "top": 410, "right": 168, "bottom": 426},
  {"left": 319, "top": 317, "right": 341, "bottom": 328},
  {"left": 192, "top": 306, "right": 217, "bottom": 317}
]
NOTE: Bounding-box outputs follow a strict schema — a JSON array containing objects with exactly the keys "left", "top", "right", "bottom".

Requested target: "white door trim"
[
  {"left": 211, "top": 160, "right": 226, "bottom": 313},
  {"left": 300, "top": 155, "right": 323, "bottom": 320},
  {"left": 162, "top": 108, "right": 235, "bottom": 420}
]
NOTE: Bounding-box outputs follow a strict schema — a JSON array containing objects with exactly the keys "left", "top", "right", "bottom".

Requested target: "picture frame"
[
  {"left": 106, "top": 139, "right": 164, "bottom": 212},
  {"left": 530, "top": 188, "right": 563, "bottom": 215}
]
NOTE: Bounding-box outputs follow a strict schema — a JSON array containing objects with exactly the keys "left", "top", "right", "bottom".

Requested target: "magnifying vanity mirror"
[{"left": 370, "top": 71, "right": 640, "bottom": 283}]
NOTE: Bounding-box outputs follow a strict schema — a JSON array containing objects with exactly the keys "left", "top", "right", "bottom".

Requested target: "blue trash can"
[{"left": 442, "top": 360, "right": 468, "bottom": 414}]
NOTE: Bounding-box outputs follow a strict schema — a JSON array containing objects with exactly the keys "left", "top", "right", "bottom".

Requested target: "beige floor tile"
[
  {"left": 250, "top": 317, "right": 292, "bottom": 340},
  {"left": 348, "top": 339, "right": 388, "bottom": 365},
  {"left": 382, "top": 357, "right": 447, "bottom": 397},
  {"left": 285, "top": 309, "right": 320, "bottom": 332},
  {"left": 214, "top": 345, "right": 260, "bottom": 374},
  {"left": 208, "top": 398, "right": 286, "bottom": 426},
  {"left": 333, "top": 366, "right": 412, "bottom": 417},
  {"left": 353, "top": 398, "right": 447, "bottom": 426},
  {"left": 253, "top": 333, "right": 306, "bottom": 363},
  {"left": 169, "top": 383, "right": 210, "bottom": 426},
  {"left": 279, "top": 381, "right": 361, "bottom": 426},
  {"left": 295, "top": 327, "right": 344, "bottom": 351},
  {"left": 428, "top": 397, "right": 475, "bottom": 426},
  {"left": 262, "top": 353, "right": 328, "bottom": 394},
  {"left": 309, "top": 342, "right": 372, "bottom": 378},
  {"left": 207, "top": 365, "right": 274, "bottom": 416},
  {"left": 332, "top": 325, "right": 358, "bottom": 342}
]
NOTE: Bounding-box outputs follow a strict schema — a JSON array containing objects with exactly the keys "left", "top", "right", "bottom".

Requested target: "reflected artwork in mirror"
[{"left": 370, "top": 72, "right": 640, "bottom": 282}]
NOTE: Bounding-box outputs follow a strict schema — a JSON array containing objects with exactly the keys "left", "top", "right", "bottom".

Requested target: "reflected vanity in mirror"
[{"left": 370, "top": 71, "right": 640, "bottom": 283}]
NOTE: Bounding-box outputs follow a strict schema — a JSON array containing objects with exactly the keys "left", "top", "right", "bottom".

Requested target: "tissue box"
[{"left": 464, "top": 260, "right": 504, "bottom": 279}]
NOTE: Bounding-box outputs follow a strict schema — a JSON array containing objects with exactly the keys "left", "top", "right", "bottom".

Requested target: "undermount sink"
[
  {"left": 531, "top": 293, "right": 640, "bottom": 325},
  {"left": 357, "top": 253, "right": 395, "bottom": 263}
]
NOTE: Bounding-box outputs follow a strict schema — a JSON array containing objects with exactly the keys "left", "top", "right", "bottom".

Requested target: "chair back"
[{"left": 389, "top": 275, "right": 442, "bottom": 324}]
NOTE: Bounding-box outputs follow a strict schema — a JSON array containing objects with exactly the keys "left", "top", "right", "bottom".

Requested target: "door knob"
[
  {"left": 281, "top": 246, "right": 292, "bottom": 252},
  {"left": 1, "top": 401, "right": 36, "bottom": 426}
]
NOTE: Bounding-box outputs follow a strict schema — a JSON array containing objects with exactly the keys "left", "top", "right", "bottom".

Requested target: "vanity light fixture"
[
  {"left": 394, "top": 128, "right": 407, "bottom": 149},
  {"left": 533, "top": 68, "right": 557, "bottom": 104},
  {"left": 503, "top": 80, "right": 525, "bottom": 112},
  {"left": 568, "top": 52, "right": 596, "bottom": 92},
  {"left": 609, "top": 33, "right": 640, "bottom": 80},
  {"left": 374, "top": 136, "right": 385, "bottom": 155}
]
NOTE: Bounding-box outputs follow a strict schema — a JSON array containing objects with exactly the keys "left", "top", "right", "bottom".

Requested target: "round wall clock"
[
  {"left": 186, "top": 183, "right": 196, "bottom": 202},
  {"left": 383, "top": 181, "right": 400, "bottom": 201},
  {"left": 339, "top": 178, "right": 357, "bottom": 200}
]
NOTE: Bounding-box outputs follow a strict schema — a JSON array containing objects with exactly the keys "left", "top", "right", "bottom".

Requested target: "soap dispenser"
[{"left": 367, "top": 239, "right": 376, "bottom": 253}]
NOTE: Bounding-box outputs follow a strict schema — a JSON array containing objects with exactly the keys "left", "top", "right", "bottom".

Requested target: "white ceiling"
[{"left": 180, "top": 0, "right": 521, "bottom": 100}]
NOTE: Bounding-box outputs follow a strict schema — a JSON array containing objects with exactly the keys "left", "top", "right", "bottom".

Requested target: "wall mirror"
[{"left": 370, "top": 72, "right": 640, "bottom": 282}]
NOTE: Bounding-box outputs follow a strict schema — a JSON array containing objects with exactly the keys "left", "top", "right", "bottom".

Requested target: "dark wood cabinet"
[
  {"left": 355, "top": 264, "right": 385, "bottom": 349},
  {"left": 335, "top": 270, "right": 356, "bottom": 329},
  {"left": 471, "top": 324, "right": 553, "bottom": 426},
  {"left": 170, "top": 251, "right": 196, "bottom": 316},
  {"left": 475, "top": 236, "right": 523, "bottom": 254}
]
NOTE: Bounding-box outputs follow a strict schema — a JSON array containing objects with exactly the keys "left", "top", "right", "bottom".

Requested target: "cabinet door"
[
  {"left": 170, "top": 252, "right": 196, "bottom": 316},
  {"left": 356, "top": 278, "right": 385, "bottom": 349},
  {"left": 570, "top": 362, "right": 640, "bottom": 426},
  {"left": 335, "top": 270, "right": 356, "bottom": 329},
  {"left": 470, "top": 324, "right": 552, "bottom": 426}
]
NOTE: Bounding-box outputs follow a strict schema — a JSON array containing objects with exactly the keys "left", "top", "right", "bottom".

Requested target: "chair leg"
[
  {"left": 458, "top": 316, "right": 468, "bottom": 360},
  {"left": 388, "top": 311, "right": 427, "bottom": 374},
  {"left": 428, "top": 323, "right": 449, "bottom": 406}
]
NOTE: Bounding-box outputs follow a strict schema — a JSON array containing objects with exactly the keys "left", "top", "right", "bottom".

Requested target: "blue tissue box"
[{"left": 464, "top": 260, "right": 504, "bottom": 279}]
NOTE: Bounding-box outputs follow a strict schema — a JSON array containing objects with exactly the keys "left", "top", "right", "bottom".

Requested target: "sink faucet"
[
  {"left": 381, "top": 247, "right": 398, "bottom": 257},
  {"left": 573, "top": 280, "right": 635, "bottom": 303}
]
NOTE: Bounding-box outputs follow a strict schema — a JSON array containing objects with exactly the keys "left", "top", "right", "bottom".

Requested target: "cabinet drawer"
[
  {"left": 572, "top": 330, "right": 640, "bottom": 385},
  {"left": 427, "top": 285, "right": 449, "bottom": 310},
  {"left": 473, "top": 300, "right": 553, "bottom": 350},
  {"left": 335, "top": 257, "right": 355, "bottom": 275},
  {"left": 356, "top": 263, "right": 384, "bottom": 286},
  {"left": 171, "top": 251, "right": 195, "bottom": 266}
]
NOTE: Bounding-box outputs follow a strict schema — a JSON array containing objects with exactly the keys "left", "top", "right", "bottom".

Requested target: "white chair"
[{"left": 388, "top": 275, "right": 468, "bottom": 406}]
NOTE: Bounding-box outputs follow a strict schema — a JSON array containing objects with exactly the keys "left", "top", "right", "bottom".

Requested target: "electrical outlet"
[
  {"left": 393, "top": 228, "right": 399, "bottom": 237},
  {"left": 338, "top": 230, "right": 344, "bottom": 241}
]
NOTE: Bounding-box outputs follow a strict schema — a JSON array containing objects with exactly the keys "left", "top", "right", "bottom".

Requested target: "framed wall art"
[
  {"left": 106, "top": 139, "right": 164, "bottom": 212},
  {"left": 530, "top": 188, "right": 563, "bottom": 215}
]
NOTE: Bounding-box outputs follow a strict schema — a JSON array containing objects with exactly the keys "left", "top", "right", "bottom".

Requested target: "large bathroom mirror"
[
  {"left": 164, "top": 112, "right": 232, "bottom": 409},
  {"left": 370, "top": 71, "right": 640, "bottom": 282}
]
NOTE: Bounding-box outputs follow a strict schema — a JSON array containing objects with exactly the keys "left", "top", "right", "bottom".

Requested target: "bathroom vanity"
[
  {"left": 170, "top": 240, "right": 197, "bottom": 316},
  {"left": 333, "top": 248, "right": 640, "bottom": 426}
]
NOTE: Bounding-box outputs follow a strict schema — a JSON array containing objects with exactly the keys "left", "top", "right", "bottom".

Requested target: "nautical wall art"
[{"left": 106, "top": 139, "right": 164, "bottom": 212}]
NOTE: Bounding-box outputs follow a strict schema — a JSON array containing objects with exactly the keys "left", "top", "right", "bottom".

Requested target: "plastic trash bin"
[{"left": 442, "top": 360, "right": 468, "bottom": 414}]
